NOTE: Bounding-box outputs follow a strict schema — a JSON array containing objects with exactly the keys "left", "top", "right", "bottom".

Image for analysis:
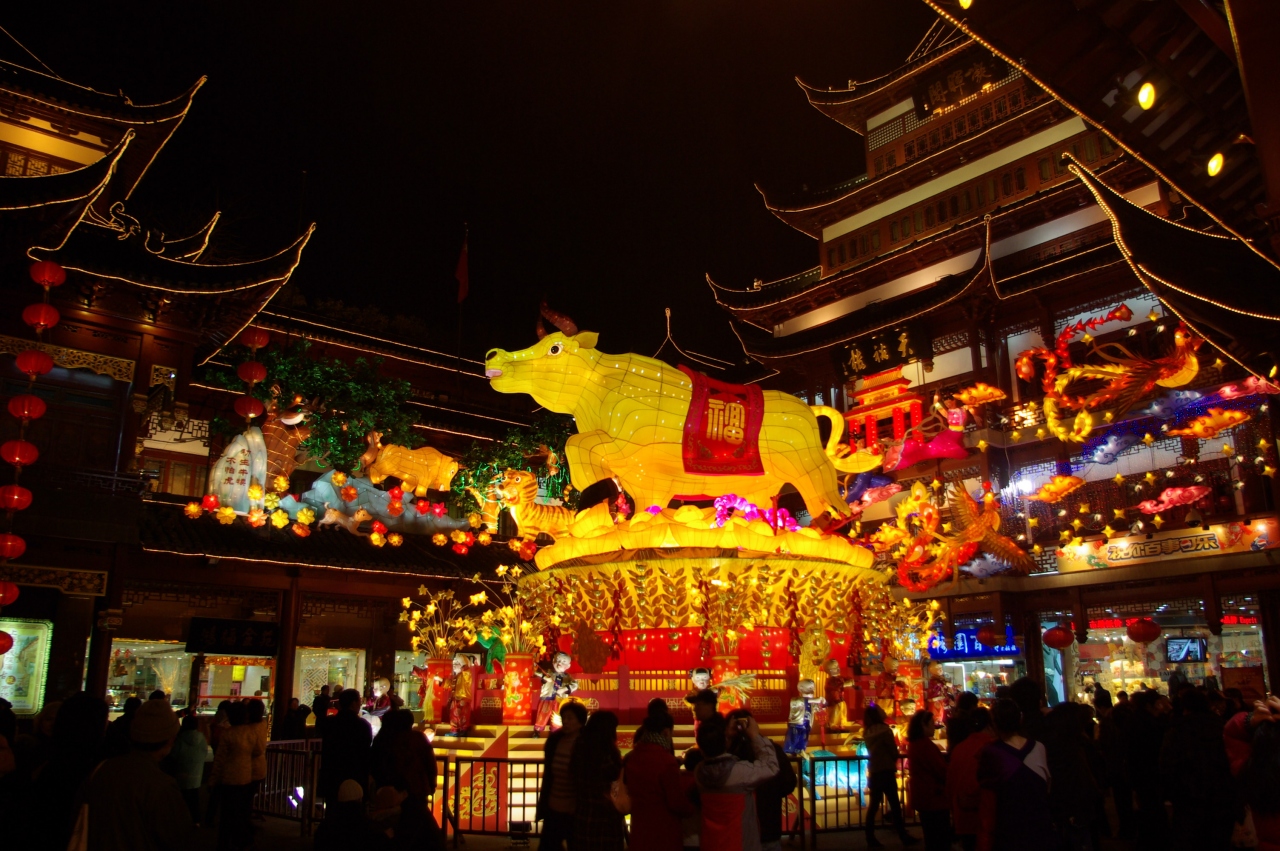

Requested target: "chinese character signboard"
[
  {"left": 186, "top": 617, "right": 280, "bottom": 656},
  {"left": 914, "top": 53, "right": 1008, "bottom": 117},
  {"left": 679, "top": 365, "right": 765, "bottom": 476},
  {"left": 0, "top": 618, "right": 52, "bottom": 716},
  {"left": 837, "top": 324, "right": 930, "bottom": 381},
  {"left": 927, "top": 624, "right": 1020, "bottom": 660},
  {"left": 1056, "top": 517, "right": 1279, "bottom": 573}
]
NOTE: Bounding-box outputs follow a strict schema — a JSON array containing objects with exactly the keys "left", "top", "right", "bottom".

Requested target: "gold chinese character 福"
[{"left": 705, "top": 398, "right": 746, "bottom": 445}]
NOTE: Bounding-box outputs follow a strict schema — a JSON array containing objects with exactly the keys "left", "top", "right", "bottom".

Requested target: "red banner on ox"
[{"left": 680, "top": 366, "right": 765, "bottom": 476}]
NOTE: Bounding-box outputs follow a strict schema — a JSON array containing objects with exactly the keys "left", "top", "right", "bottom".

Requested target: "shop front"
[
  {"left": 927, "top": 621, "right": 1025, "bottom": 702},
  {"left": 293, "top": 646, "right": 366, "bottom": 710}
]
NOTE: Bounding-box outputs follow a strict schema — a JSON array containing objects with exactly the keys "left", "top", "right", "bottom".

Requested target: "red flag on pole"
[{"left": 455, "top": 235, "right": 469, "bottom": 303}]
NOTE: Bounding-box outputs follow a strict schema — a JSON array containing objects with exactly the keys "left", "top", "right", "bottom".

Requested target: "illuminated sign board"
[
  {"left": 927, "top": 624, "right": 1020, "bottom": 660},
  {"left": 1057, "top": 517, "right": 1279, "bottom": 573}
]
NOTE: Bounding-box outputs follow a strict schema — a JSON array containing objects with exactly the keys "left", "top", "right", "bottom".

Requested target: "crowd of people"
[{"left": 6, "top": 673, "right": 1280, "bottom": 851}]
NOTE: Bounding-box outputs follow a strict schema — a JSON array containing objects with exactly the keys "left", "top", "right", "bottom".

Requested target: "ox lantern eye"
[{"left": 548, "top": 343, "right": 564, "bottom": 356}]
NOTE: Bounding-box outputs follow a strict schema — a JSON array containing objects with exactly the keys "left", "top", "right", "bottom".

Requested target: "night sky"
[{"left": 6, "top": 1, "right": 936, "bottom": 362}]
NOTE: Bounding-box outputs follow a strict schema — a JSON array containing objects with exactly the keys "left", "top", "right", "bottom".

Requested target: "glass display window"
[
  {"left": 293, "top": 647, "right": 366, "bottom": 714},
  {"left": 107, "top": 639, "right": 195, "bottom": 710}
]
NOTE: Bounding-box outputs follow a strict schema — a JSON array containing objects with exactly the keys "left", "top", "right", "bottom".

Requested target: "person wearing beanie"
[{"left": 85, "top": 698, "right": 194, "bottom": 851}]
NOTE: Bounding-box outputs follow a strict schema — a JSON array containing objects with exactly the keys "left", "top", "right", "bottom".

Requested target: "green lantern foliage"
[
  {"left": 205, "top": 340, "right": 421, "bottom": 473},
  {"left": 450, "top": 413, "right": 577, "bottom": 513}
]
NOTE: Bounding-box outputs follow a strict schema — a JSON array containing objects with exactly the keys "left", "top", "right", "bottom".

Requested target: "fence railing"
[{"left": 259, "top": 741, "right": 915, "bottom": 848}]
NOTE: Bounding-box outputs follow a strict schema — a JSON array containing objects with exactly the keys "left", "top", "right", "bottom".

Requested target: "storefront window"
[
  {"left": 107, "top": 639, "right": 195, "bottom": 711},
  {"left": 294, "top": 647, "right": 365, "bottom": 711},
  {"left": 927, "top": 619, "right": 1026, "bottom": 703}
]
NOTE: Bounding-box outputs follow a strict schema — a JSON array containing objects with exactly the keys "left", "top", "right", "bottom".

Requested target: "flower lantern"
[
  {"left": 1042, "top": 624, "right": 1075, "bottom": 650},
  {"left": 14, "top": 350, "right": 54, "bottom": 377},
  {"left": 29, "top": 260, "right": 66, "bottom": 288},
  {"left": 0, "top": 580, "right": 19, "bottom": 606},
  {"left": 237, "top": 360, "right": 267, "bottom": 385},
  {"left": 237, "top": 327, "right": 271, "bottom": 351},
  {"left": 201, "top": 494, "right": 220, "bottom": 511},
  {"left": 7, "top": 395, "right": 46, "bottom": 422},
  {"left": 0, "top": 485, "right": 32, "bottom": 512},
  {"left": 233, "top": 395, "right": 265, "bottom": 420},
  {"left": 21, "top": 303, "right": 59, "bottom": 333},
  {"left": 1126, "top": 618, "right": 1162, "bottom": 644},
  {"left": 0, "top": 630, "right": 12, "bottom": 655},
  {"left": 1, "top": 440, "right": 39, "bottom": 468},
  {"left": 976, "top": 623, "right": 1001, "bottom": 648},
  {"left": 0, "top": 534, "right": 26, "bottom": 560}
]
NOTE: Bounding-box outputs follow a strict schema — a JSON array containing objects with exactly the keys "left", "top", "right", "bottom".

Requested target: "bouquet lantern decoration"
[
  {"left": 692, "top": 568, "right": 770, "bottom": 657},
  {"left": 400, "top": 588, "right": 475, "bottom": 660},
  {"left": 859, "top": 582, "right": 943, "bottom": 660},
  {"left": 466, "top": 565, "right": 558, "bottom": 664}
]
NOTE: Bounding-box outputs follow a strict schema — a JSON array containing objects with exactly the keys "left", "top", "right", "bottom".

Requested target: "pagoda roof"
[
  {"left": 1068, "top": 155, "right": 1280, "bottom": 372},
  {"left": 150, "top": 211, "right": 220, "bottom": 261},
  {"left": 797, "top": 33, "right": 971, "bottom": 134},
  {"left": 0, "top": 130, "right": 130, "bottom": 256},
  {"left": 139, "top": 497, "right": 530, "bottom": 579},
  {"left": 0, "top": 60, "right": 205, "bottom": 208},
  {"left": 915, "top": 0, "right": 1265, "bottom": 237}
]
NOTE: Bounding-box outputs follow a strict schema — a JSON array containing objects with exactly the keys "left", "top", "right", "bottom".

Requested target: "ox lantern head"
[{"left": 484, "top": 331, "right": 601, "bottom": 414}]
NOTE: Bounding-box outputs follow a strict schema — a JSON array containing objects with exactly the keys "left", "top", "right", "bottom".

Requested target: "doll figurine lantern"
[
  {"left": 784, "top": 679, "right": 825, "bottom": 755},
  {"left": 533, "top": 651, "right": 578, "bottom": 735},
  {"left": 437, "top": 653, "right": 475, "bottom": 736},
  {"left": 823, "top": 659, "right": 856, "bottom": 731}
]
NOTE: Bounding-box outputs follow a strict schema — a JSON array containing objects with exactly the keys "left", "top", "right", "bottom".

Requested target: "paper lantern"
[
  {"left": 0, "top": 580, "right": 19, "bottom": 606},
  {"left": 0, "top": 534, "right": 26, "bottom": 560},
  {"left": 14, "top": 349, "right": 54, "bottom": 377},
  {"left": 1, "top": 440, "right": 38, "bottom": 468},
  {"left": 237, "top": 327, "right": 271, "bottom": 350},
  {"left": 29, "top": 260, "right": 66, "bottom": 288},
  {"left": 1126, "top": 618, "right": 1162, "bottom": 644},
  {"left": 371, "top": 520, "right": 388, "bottom": 535},
  {"left": 22, "top": 303, "right": 59, "bottom": 333},
  {"left": 0, "top": 630, "right": 12, "bottom": 655},
  {"left": 237, "top": 360, "right": 267, "bottom": 385},
  {"left": 1043, "top": 624, "right": 1075, "bottom": 650},
  {"left": 233, "top": 395, "right": 265, "bottom": 420},
  {"left": 976, "top": 623, "right": 1001, "bottom": 648},
  {"left": 0, "top": 485, "right": 32, "bottom": 512},
  {"left": 7, "top": 394, "right": 46, "bottom": 422},
  {"left": 201, "top": 494, "right": 220, "bottom": 511}
]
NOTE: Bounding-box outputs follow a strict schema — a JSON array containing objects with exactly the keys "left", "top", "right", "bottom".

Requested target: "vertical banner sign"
[{"left": 679, "top": 366, "right": 765, "bottom": 475}]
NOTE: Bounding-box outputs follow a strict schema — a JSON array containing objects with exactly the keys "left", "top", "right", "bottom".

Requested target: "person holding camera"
[{"left": 694, "top": 714, "right": 779, "bottom": 851}]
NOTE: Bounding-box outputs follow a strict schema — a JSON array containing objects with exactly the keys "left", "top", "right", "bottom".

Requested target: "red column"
[
  {"left": 865, "top": 415, "right": 879, "bottom": 454},
  {"left": 892, "top": 407, "right": 906, "bottom": 441}
]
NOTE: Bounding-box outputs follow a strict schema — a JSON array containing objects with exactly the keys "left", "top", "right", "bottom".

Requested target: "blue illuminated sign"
[{"left": 927, "top": 624, "right": 1020, "bottom": 659}]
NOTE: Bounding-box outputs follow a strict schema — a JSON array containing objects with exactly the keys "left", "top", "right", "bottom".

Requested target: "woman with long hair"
[
  {"left": 569, "top": 711, "right": 625, "bottom": 850},
  {"left": 907, "top": 710, "right": 949, "bottom": 851}
]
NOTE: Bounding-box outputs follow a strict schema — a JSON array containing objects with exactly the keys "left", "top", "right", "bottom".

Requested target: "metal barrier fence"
[
  {"left": 800, "top": 753, "right": 917, "bottom": 849},
  {"left": 252, "top": 741, "right": 322, "bottom": 835}
]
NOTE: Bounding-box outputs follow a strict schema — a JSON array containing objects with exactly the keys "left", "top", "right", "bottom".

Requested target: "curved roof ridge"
[
  {"left": 0, "top": 60, "right": 207, "bottom": 123},
  {"left": 147, "top": 211, "right": 221, "bottom": 260},
  {"left": 796, "top": 39, "right": 970, "bottom": 111},
  {"left": 0, "top": 128, "right": 131, "bottom": 215},
  {"left": 704, "top": 265, "right": 822, "bottom": 295}
]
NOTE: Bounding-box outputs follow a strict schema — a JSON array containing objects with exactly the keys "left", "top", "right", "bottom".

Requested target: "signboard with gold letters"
[
  {"left": 914, "top": 53, "right": 1009, "bottom": 117},
  {"left": 1056, "top": 517, "right": 1279, "bottom": 573},
  {"left": 837, "top": 323, "right": 930, "bottom": 381}
]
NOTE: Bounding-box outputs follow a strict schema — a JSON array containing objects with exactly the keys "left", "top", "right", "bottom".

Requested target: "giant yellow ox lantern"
[{"left": 484, "top": 332, "right": 880, "bottom": 522}]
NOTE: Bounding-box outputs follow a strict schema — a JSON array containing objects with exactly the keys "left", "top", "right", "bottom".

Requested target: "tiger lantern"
[
  {"left": 483, "top": 331, "right": 881, "bottom": 523},
  {"left": 364, "top": 441, "right": 460, "bottom": 498},
  {"left": 497, "top": 468, "right": 574, "bottom": 542}
]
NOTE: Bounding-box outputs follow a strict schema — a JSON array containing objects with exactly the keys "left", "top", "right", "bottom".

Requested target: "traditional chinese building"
[{"left": 712, "top": 3, "right": 1280, "bottom": 705}]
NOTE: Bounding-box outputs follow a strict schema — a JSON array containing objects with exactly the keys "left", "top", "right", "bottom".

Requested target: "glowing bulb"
[
  {"left": 1137, "top": 82, "right": 1156, "bottom": 110},
  {"left": 1207, "top": 152, "right": 1224, "bottom": 177},
  {"left": 959, "top": 0, "right": 974, "bottom": 7}
]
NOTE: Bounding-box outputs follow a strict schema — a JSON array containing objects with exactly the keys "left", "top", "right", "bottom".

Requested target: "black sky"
[{"left": 7, "top": 1, "right": 936, "bottom": 361}]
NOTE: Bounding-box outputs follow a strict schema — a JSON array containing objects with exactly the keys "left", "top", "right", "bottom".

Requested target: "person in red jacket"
[
  {"left": 1226, "top": 695, "right": 1280, "bottom": 851},
  {"left": 946, "top": 707, "right": 995, "bottom": 851},
  {"left": 625, "top": 715, "right": 695, "bottom": 850},
  {"left": 907, "top": 710, "right": 950, "bottom": 851}
]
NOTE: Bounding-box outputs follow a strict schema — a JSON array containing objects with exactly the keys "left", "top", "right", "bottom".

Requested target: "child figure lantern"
[
  {"left": 438, "top": 653, "right": 474, "bottom": 736},
  {"left": 784, "top": 679, "right": 825, "bottom": 755},
  {"left": 534, "top": 652, "right": 578, "bottom": 735},
  {"left": 364, "top": 677, "right": 392, "bottom": 718},
  {"left": 823, "top": 659, "right": 855, "bottom": 731}
]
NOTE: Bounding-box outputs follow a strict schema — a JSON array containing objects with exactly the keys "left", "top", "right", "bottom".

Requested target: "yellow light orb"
[
  {"left": 1137, "top": 82, "right": 1155, "bottom": 110},
  {"left": 1207, "top": 152, "right": 1224, "bottom": 177},
  {"left": 959, "top": 0, "right": 973, "bottom": 8}
]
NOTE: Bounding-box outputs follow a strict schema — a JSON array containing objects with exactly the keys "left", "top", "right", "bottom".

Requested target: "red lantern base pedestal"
[
  {"left": 501, "top": 653, "right": 535, "bottom": 725},
  {"left": 712, "top": 654, "right": 743, "bottom": 713}
]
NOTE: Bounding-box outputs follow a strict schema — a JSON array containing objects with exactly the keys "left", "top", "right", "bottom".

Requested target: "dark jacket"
[
  {"left": 535, "top": 727, "right": 574, "bottom": 822},
  {"left": 319, "top": 710, "right": 372, "bottom": 799},
  {"left": 1159, "top": 711, "right": 1234, "bottom": 810},
  {"left": 755, "top": 740, "right": 796, "bottom": 842},
  {"left": 907, "top": 737, "right": 948, "bottom": 813},
  {"left": 86, "top": 750, "right": 195, "bottom": 851}
]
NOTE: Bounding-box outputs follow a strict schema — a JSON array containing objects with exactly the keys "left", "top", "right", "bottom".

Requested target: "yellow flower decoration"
[
  {"left": 246, "top": 508, "right": 268, "bottom": 528},
  {"left": 495, "top": 565, "right": 508, "bottom": 576},
  {"left": 477, "top": 531, "right": 492, "bottom": 546},
  {"left": 273, "top": 475, "right": 291, "bottom": 494},
  {"left": 388, "top": 533, "right": 403, "bottom": 547},
  {"left": 246, "top": 480, "right": 264, "bottom": 501},
  {"left": 508, "top": 539, "right": 523, "bottom": 552},
  {"left": 270, "top": 509, "right": 290, "bottom": 529},
  {"left": 263, "top": 493, "right": 281, "bottom": 511},
  {"left": 184, "top": 502, "right": 203, "bottom": 519},
  {"left": 296, "top": 506, "right": 316, "bottom": 525},
  {"left": 370, "top": 532, "right": 386, "bottom": 547},
  {"left": 331, "top": 471, "right": 348, "bottom": 487},
  {"left": 450, "top": 529, "right": 467, "bottom": 544},
  {"left": 468, "top": 512, "right": 483, "bottom": 529},
  {"left": 432, "top": 533, "right": 448, "bottom": 546},
  {"left": 402, "top": 597, "right": 411, "bottom": 608},
  {"left": 435, "top": 637, "right": 447, "bottom": 648},
  {"left": 215, "top": 506, "right": 237, "bottom": 525},
  {"left": 469, "top": 591, "right": 488, "bottom": 606}
]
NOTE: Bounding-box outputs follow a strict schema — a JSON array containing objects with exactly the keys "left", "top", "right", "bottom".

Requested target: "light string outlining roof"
[{"left": 651, "top": 307, "right": 727, "bottom": 371}]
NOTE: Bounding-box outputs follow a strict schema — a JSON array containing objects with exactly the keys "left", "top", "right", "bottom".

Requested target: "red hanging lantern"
[
  {"left": 236, "top": 360, "right": 267, "bottom": 385},
  {"left": 976, "top": 623, "right": 1001, "bottom": 648},
  {"left": 237, "top": 327, "right": 271, "bottom": 350},
  {"left": 1126, "top": 618, "right": 1162, "bottom": 644},
  {"left": 1043, "top": 624, "right": 1075, "bottom": 650},
  {"left": 201, "top": 493, "right": 220, "bottom": 511},
  {"left": 0, "top": 630, "right": 12, "bottom": 655},
  {"left": 0, "top": 533, "right": 26, "bottom": 560},
  {"left": 0, "top": 580, "right": 18, "bottom": 606},
  {"left": 22, "top": 303, "right": 60, "bottom": 333},
  {"left": 29, "top": 260, "right": 66, "bottom": 288},
  {"left": 233, "top": 395, "right": 265, "bottom": 420},
  {"left": 7, "top": 394, "right": 46, "bottom": 422},
  {"left": 0, "top": 485, "right": 32, "bottom": 512},
  {"left": 1, "top": 440, "right": 38, "bottom": 468},
  {"left": 14, "top": 349, "right": 54, "bottom": 377}
]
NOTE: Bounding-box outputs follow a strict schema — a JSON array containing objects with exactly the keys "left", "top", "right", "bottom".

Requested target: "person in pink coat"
[{"left": 1225, "top": 695, "right": 1280, "bottom": 851}]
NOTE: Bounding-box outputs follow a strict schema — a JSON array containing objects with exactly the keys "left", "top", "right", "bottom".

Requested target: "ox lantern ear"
[{"left": 574, "top": 331, "right": 598, "bottom": 349}]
